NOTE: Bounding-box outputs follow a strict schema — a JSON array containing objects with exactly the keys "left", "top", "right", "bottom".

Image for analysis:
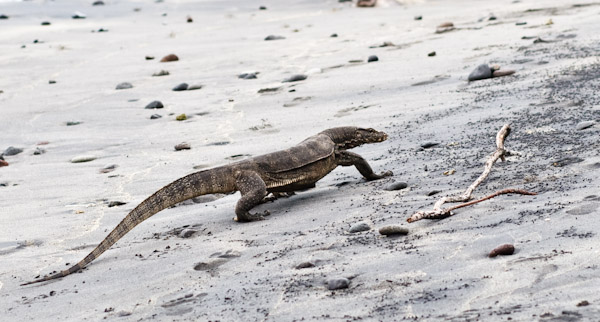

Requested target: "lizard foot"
[
  {"left": 367, "top": 170, "right": 393, "bottom": 181},
  {"left": 234, "top": 210, "right": 271, "bottom": 222}
]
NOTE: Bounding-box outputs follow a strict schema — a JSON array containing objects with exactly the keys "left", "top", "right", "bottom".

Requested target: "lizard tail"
[{"left": 22, "top": 168, "right": 231, "bottom": 286}]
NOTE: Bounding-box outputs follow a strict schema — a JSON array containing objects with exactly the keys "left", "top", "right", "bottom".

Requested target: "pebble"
[
  {"left": 3, "top": 146, "right": 23, "bottom": 156},
  {"left": 100, "top": 164, "right": 118, "bottom": 173},
  {"left": 379, "top": 225, "right": 409, "bottom": 236},
  {"left": 330, "top": 33, "right": 338, "bottom": 37},
  {"left": 115, "top": 82, "right": 133, "bottom": 90},
  {"left": 108, "top": 201, "right": 126, "bottom": 207},
  {"left": 259, "top": 6, "right": 267, "bottom": 10},
  {"left": 145, "top": 101, "right": 164, "bottom": 109},
  {"left": 0, "top": 159, "right": 8, "bottom": 167},
  {"left": 264, "top": 35, "right": 285, "bottom": 41},
  {"left": 295, "top": 262, "right": 315, "bottom": 269},
  {"left": 71, "top": 155, "right": 96, "bottom": 163},
  {"left": 172, "top": 83, "right": 188, "bottom": 91},
  {"left": 414, "top": 15, "right": 422, "bottom": 20},
  {"left": 468, "top": 64, "right": 493, "bottom": 81},
  {"left": 49, "top": 80, "right": 56, "bottom": 84},
  {"left": 516, "top": 22, "right": 527, "bottom": 26},
  {"left": 0, "top": 14, "right": 9, "bottom": 19},
  {"left": 66, "top": 121, "right": 81, "bottom": 126},
  {"left": 41, "top": 21, "right": 51, "bottom": 26},
  {"left": 283, "top": 74, "right": 307, "bottom": 82},
  {"left": 175, "top": 143, "right": 191, "bottom": 151},
  {"left": 492, "top": 70, "right": 516, "bottom": 78},
  {"left": 428, "top": 51, "right": 436, "bottom": 57},
  {"left": 552, "top": 157, "right": 584, "bottom": 167},
  {"left": 152, "top": 70, "right": 169, "bottom": 77},
  {"left": 384, "top": 182, "right": 408, "bottom": 191},
  {"left": 92, "top": 0, "right": 105, "bottom": 5},
  {"left": 349, "top": 222, "right": 371, "bottom": 233},
  {"left": 258, "top": 87, "right": 281, "bottom": 94},
  {"left": 576, "top": 120, "right": 595, "bottom": 130},
  {"left": 33, "top": 147, "right": 45, "bottom": 155},
  {"left": 72, "top": 11, "right": 86, "bottom": 19},
  {"left": 145, "top": 56, "right": 155, "bottom": 60},
  {"left": 160, "top": 54, "right": 179, "bottom": 62},
  {"left": 186, "top": 16, "right": 193, "bottom": 23},
  {"left": 367, "top": 55, "right": 379, "bottom": 62},
  {"left": 176, "top": 114, "right": 187, "bottom": 121},
  {"left": 150, "top": 114, "right": 162, "bottom": 119},
  {"left": 238, "top": 72, "right": 258, "bottom": 79},
  {"left": 327, "top": 278, "right": 349, "bottom": 290},
  {"left": 436, "top": 22, "right": 455, "bottom": 33},
  {"left": 577, "top": 301, "right": 590, "bottom": 307},
  {"left": 488, "top": 244, "right": 515, "bottom": 257},
  {"left": 427, "top": 190, "right": 441, "bottom": 196},
  {"left": 179, "top": 228, "right": 197, "bottom": 238},
  {"left": 420, "top": 142, "right": 439, "bottom": 149},
  {"left": 188, "top": 84, "right": 203, "bottom": 90}
]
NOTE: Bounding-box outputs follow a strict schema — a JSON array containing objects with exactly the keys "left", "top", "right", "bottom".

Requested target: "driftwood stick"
[{"left": 407, "top": 124, "right": 535, "bottom": 223}]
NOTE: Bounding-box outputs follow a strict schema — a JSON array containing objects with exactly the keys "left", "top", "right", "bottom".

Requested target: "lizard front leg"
[
  {"left": 336, "top": 151, "right": 393, "bottom": 180},
  {"left": 234, "top": 171, "right": 270, "bottom": 222}
]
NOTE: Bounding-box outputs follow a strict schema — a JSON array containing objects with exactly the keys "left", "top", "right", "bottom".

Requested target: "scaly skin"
[{"left": 22, "top": 126, "right": 392, "bottom": 286}]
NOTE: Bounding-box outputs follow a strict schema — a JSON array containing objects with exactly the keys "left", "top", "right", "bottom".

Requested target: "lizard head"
[{"left": 320, "top": 127, "right": 388, "bottom": 150}]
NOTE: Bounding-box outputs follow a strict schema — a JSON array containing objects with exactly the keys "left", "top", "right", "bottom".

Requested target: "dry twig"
[{"left": 407, "top": 124, "right": 536, "bottom": 223}]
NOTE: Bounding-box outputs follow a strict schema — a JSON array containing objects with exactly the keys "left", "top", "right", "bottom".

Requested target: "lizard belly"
[{"left": 263, "top": 156, "right": 336, "bottom": 191}]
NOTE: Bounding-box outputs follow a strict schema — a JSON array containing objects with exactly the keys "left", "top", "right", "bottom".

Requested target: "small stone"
[
  {"left": 327, "top": 278, "right": 349, "bottom": 290},
  {"left": 428, "top": 51, "right": 436, "bottom": 57},
  {"left": 0, "top": 14, "right": 9, "bottom": 19},
  {"left": 264, "top": 35, "right": 285, "bottom": 41},
  {"left": 492, "top": 70, "right": 515, "bottom": 78},
  {"left": 379, "top": 225, "right": 409, "bottom": 236},
  {"left": 117, "top": 311, "right": 132, "bottom": 317},
  {"left": 367, "top": 55, "right": 378, "bottom": 62},
  {"left": 71, "top": 155, "right": 96, "bottom": 163},
  {"left": 145, "top": 101, "right": 164, "bottom": 109},
  {"left": 115, "top": 82, "right": 133, "bottom": 90},
  {"left": 0, "top": 159, "right": 8, "bottom": 167},
  {"left": 179, "top": 228, "right": 197, "bottom": 238},
  {"left": 160, "top": 54, "right": 179, "bottom": 62},
  {"left": 437, "top": 22, "right": 454, "bottom": 28},
  {"left": 330, "top": 33, "right": 338, "bottom": 37},
  {"left": 187, "top": 84, "right": 203, "bottom": 90},
  {"left": 384, "top": 182, "right": 408, "bottom": 191},
  {"left": 576, "top": 300, "right": 590, "bottom": 307},
  {"left": 420, "top": 142, "right": 439, "bottom": 149},
  {"left": 349, "top": 222, "right": 371, "bottom": 233},
  {"left": 100, "top": 164, "right": 118, "bottom": 173},
  {"left": 295, "top": 262, "right": 315, "bottom": 269},
  {"left": 108, "top": 201, "right": 126, "bottom": 207},
  {"left": 92, "top": 1, "right": 105, "bottom": 5},
  {"left": 552, "top": 157, "right": 584, "bottom": 167},
  {"left": 488, "top": 16, "right": 497, "bottom": 21},
  {"left": 414, "top": 15, "right": 422, "bottom": 20},
  {"left": 33, "top": 147, "right": 46, "bottom": 155},
  {"left": 72, "top": 11, "right": 87, "bottom": 19},
  {"left": 172, "top": 83, "right": 188, "bottom": 91},
  {"left": 66, "top": 121, "right": 81, "bottom": 126},
  {"left": 436, "top": 22, "right": 455, "bottom": 33},
  {"left": 97, "top": 28, "right": 108, "bottom": 32},
  {"left": 258, "top": 87, "right": 281, "bottom": 94},
  {"left": 516, "top": 22, "right": 527, "bottom": 26},
  {"left": 3, "top": 146, "right": 23, "bottom": 156},
  {"left": 238, "top": 72, "right": 258, "bottom": 79},
  {"left": 145, "top": 56, "right": 155, "bottom": 60},
  {"left": 152, "top": 70, "right": 169, "bottom": 77},
  {"left": 259, "top": 6, "right": 267, "bottom": 10},
  {"left": 427, "top": 190, "right": 441, "bottom": 196},
  {"left": 488, "top": 244, "right": 515, "bottom": 257},
  {"left": 41, "top": 21, "right": 51, "bottom": 26},
  {"left": 150, "top": 114, "right": 162, "bottom": 119},
  {"left": 176, "top": 114, "right": 187, "bottom": 121},
  {"left": 468, "top": 64, "right": 493, "bottom": 81},
  {"left": 175, "top": 143, "right": 191, "bottom": 151},
  {"left": 186, "top": 16, "right": 193, "bottom": 23},
  {"left": 576, "top": 121, "right": 595, "bottom": 130},
  {"left": 49, "top": 80, "right": 56, "bottom": 84},
  {"left": 283, "top": 74, "right": 307, "bottom": 83}
]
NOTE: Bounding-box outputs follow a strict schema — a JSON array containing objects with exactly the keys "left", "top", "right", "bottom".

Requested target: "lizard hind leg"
[{"left": 234, "top": 171, "right": 270, "bottom": 222}]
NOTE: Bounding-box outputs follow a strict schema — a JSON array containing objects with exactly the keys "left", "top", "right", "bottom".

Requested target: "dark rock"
[
  {"left": 72, "top": 12, "right": 86, "bottom": 19},
  {"left": 0, "top": 14, "right": 9, "bottom": 19},
  {"left": 49, "top": 80, "right": 56, "bottom": 84},
  {"left": 259, "top": 6, "right": 267, "bottom": 10},
  {"left": 488, "top": 244, "right": 515, "bottom": 257},
  {"left": 100, "top": 164, "right": 118, "bottom": 173},
  {"left": 367, "top": 55, "right": 378, "bottom": 62},
  {"left": 258, "top": 87, "right": 281, "bottom": 94},
  {"left": 349, "top": 222, "right": 370, "bottom": 233},
  {"left": 516, "top": 22, "right": 527, "bottom": 25},
  {"left": 186, "top": 16, "right": 193, "bottom": 23},
  {"left": 145, "top": 56, "right": 155, "bottom": 60},
  {"left": 160, "top": 54, "right": 179, "bottom": 62},
  {"left": 414, "top": 15, "right": 422, "bottom": 20},
  {"left": 115, "top": 82, "right": 133, "bottom": 90},
  {"left": 384, "top": 182, "right": 408, "bottom": 191},
  {"left": 187, "top": 84, "right": 203, "bottom": 90},
  {"left": 145, "top": 101, "right": 164, "bottom": 109},
  {"left": 427, "top": 190, "right": 442, "bottom": 196},
  {"left": 468, "top": 64, "right": 493, "bottom": 81},
  {"left": 66, "top": 121, "right": 81, "bottom": 126},
  {"left": 264, "top": 35, "right": 285, "bottom": 41},
  {"left": 41, "top": 21, "right": 51, "bottom": 26},
  {"left": 330, "top": 33, "right": 338, "bottom": 37},
  {"left": 576, "top": 300, "right": 590, "bottom": 307},
  {"left": 428, "top": 51, "right": 436, "bottom": 57},
  {"left": 3, "top": 146, "right": 23, "bottom": 156},
  {"left": 179, "top": 228, "right": 197, "bottom": 238},
  {"left": 172, "top": 83, "right": 188, "bottom": 91},
  {"left": 175, "top": 143, "right": 191, "bottom": 151},
  {"left": 552, "top": 157, "right": 584, "bottom": 167},
  {"left": 420, "top": 142, "right": 439, "bottom": 149},
  {"left": 295, "top": 262, "right": 315, "bottom": 269},
  {"left": 97, "top": 28, "right": 108, "bottom": 32},
  {"left": 283, "top": 74, "right": 307, "bottom": 82},
  {"left": 576, "top": 121, "right": 595, "bottom": 130},
  {"left": 92, "top": 1, "right": 105, "bottom": 5},
  {"left": 176, "top": 114, "right": 187, "bottom": 121},
  {"left": 33, "top": 147, "right": 46, "bottom": 155},
  {"left": 238, "top": 72, "right": 258, "bottom": 79},
  {"left": 436, "top": 22, "right": 455, "bottom": 33},
  {"left": 150, "top": 114, "right": 162, "bottom": 119},
  {"left": 379, "top": 225, "right": 409, "bottom": 236},
  {"left": 488, "top": 16, "right": 497, "bottom": 21},
  {"left": 108, "top": 201, "right": 126, "bottom": 207},
  {"left": 327, "top": 278, "right": 349, "bottom": 290},
  {"left": 152, "top": 70, "right": 169, "bottom": 76}
]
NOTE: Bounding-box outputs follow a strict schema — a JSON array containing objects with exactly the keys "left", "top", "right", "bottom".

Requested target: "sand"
[{"left": 1, "top": 0, "right": 599, "bottom": 320}]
